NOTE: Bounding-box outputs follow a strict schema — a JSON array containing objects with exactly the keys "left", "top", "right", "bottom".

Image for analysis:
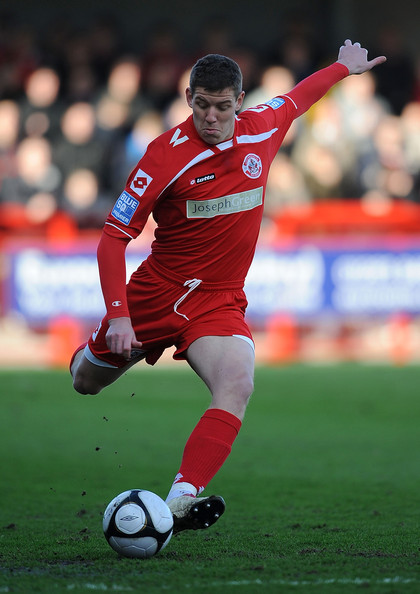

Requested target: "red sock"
[{"left": 174, "top": 408, "right": 242, "bottom": 494}]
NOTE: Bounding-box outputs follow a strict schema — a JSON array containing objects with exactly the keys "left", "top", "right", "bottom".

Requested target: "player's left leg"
[
  {"left": 167, "top": 335, "right": 255, "bottom": 532},
  {"left": 70, "top": 344, "right": 143, "bottom": 395}
]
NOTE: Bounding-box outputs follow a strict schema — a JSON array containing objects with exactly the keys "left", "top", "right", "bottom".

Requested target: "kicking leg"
[
  {"left": 167, "top": 335, "right": 255, "bottom": 532},
  {"left": 186, "top": 335, "right": 255, "bottom": 419}
]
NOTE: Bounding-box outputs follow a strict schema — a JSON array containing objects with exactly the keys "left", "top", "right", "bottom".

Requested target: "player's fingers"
[
  {"left": 105, "top": 332, "right": 116, "bottom": 352},
  {"left": 369, "top": 55, "right": 387, "bottom": 68},
  {"left": 132, "top": 339, "right": 143, "bottom": 349},
  {"left": 354, "top": 42, "right": 361, "bottom": 48},
  {"left": 122, "top": 340, "right": 133, "bottom": 360}
]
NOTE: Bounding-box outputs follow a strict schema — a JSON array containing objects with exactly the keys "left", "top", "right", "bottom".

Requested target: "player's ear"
[
  {"left": 186, "top": 87, "right": 193, "bottom": 108},
  {"left": 235, "top": 91, "right": 245, "bottom": 111}
]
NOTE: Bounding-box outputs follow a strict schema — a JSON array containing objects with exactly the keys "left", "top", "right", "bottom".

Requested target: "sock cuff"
[{"left": 202, "top": 408, "right": 242, "bottom": 435}]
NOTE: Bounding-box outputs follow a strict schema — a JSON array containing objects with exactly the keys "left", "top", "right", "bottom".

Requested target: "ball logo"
[
  {"left": 120, "top": 515, "right": 141, "bottom": 521},
  {"left": 115, "top": 503, "right": 146, "bottom": 534},
  {"left": 242, "top": 153, "right": 262, "bottom": 179}
]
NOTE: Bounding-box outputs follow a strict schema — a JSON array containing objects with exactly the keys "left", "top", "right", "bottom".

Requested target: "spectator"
[
  {"left": 265, "top": 13, "right": 325, "bottom": 81},
  {"left": 0, "top": 99, "right": 20, "bottom": 193},
  {"left": 141, "top": 21, "right": 187, "bottom": 110},
  {"left": 373, "top": 25, "right": 416, "bottom": 115},
  {"left": 95, "top": 56, "right": 151, "bottom": 131},
  {"left": 19, "top": 66, "right": 62, "bottom": 139},
  {"left": 60, "top": 168, "right": 112, "bottom": 228},
  {"left": 0, "top": 136, "right": 60, "bottom": 215},
  {"left": 294, "top": 140, "right": 345, "bottom": 200},
  {"left": 242, "top": 65, "right": 295, "bottom": 108},
  {"left": 358, "top": 114, "right": 413, "bottom": 200},
  {"left": 110, "top": 109, "right": 164, "bottom": 193},
  {"left": 53, "top": 102, "right": 107, "bottom": 181},
  {"left": 400, "top": 102, "right": 420, "bottom": 176},
  {"left": 263, "top": 152, "right": 311, "bottom": 224}
]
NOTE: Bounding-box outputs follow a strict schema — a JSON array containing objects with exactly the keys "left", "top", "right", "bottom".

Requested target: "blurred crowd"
[{"left": 1, "top": 12, "right": 420, "bottom": 237}]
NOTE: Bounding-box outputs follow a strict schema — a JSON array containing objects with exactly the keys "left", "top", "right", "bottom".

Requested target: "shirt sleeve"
[
  {"left": 97, "top": 230, "right": 131, "bottom": 319},
  {"left": 103, "top": 135, "right": 172, "bottom": 241},
  {"left": 284, "top": 62, "right": 349, "bottom": 118},
  {"left": 97, "top": 137, "right": 169, "bottom": 319}
]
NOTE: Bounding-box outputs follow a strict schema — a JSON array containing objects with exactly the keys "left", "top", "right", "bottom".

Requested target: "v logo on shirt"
[{"left": 170, "top": 128, "right": 189, "bottom": 147}]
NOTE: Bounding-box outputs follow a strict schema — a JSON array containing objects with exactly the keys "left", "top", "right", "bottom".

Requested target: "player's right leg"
[{"left": 70, "top": 344, "right": 140, "bottom": 395}]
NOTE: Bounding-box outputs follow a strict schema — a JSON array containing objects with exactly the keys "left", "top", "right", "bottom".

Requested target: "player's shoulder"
[
  {"left": 237, "top": 96, "right": 294, "bottom": 131},
  {"left": 240, "top": 96, "right": 289, "bottom": 119},
  {"left": 154, "top": 115, "right": 193, "bottom": 144}
]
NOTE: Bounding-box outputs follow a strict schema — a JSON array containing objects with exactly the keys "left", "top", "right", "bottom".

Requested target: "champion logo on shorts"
[{"left": 242, "top": 153, "right": 262, "bottom": 179}]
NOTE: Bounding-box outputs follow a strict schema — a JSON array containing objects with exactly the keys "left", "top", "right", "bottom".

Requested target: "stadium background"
[{"left": 2, "top": 0, "right": 420, "bottom": 367}]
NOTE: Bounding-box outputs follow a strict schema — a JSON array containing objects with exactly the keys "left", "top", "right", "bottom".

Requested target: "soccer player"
[{"left": 70, "top": 40, "right": 386, "bottom": 533}]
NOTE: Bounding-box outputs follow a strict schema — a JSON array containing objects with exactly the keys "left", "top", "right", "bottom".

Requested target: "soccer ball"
[{"left": 103, "top": 489, "right": 173, "bottom": 559}]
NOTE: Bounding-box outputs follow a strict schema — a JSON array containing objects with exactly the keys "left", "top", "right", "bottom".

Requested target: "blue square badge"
[
  {"left": 266, "top": 97, "right": 285, "bottom": 110},
  {"left": 111, "top": 191, "right": 139, "bottom": 225}
]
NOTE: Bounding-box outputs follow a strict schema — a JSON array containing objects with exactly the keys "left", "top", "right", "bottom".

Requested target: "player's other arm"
[
  {"left": 98, "top": 138, "right": 169, "bottom": 360},
  {"left": 97, "top": 231, "right": 143, "bottom": 360},
  {"left": 285, "top": 39, "right": 386, "bottom": 118}
]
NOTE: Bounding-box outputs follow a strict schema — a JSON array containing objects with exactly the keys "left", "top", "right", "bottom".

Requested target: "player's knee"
[
  {"left": 72, "top": 372, "right": 102, "bottom": 395},
  {"left": 235, "top": 369, "right": 254, "bottom": 404}
]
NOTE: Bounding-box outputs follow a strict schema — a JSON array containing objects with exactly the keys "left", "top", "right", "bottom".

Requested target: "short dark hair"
[{"left": 189, "top": 54, "right": 243, "bottom": 97}]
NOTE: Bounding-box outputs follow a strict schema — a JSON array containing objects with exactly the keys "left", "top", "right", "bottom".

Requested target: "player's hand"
[
  {"left": 337, "top": 39, "right": 386, "bottom": 74},
  {"left": 106, "top": 317, "right": 143, "bottom": 361}
]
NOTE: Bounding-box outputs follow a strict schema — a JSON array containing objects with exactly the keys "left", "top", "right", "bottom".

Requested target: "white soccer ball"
[{"left": 103, "top": 489, "right": 173, "bottom": 559}]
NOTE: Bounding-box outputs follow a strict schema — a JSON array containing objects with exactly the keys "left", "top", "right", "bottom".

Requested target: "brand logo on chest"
[{"left": 190, "top": 173, "right": 216, "bottom": 185}]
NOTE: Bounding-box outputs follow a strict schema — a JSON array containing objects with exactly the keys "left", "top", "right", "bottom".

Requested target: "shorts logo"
[
  {"left": 111, "top": 191, "right": 139, "bottom": 225},
  {"left": 92, "top": 321, "right": 102, "bottom": 342},
  {"left": 242, "top": 153, "right": 262, "bottom": 179},
  {"left": 190, "top": 173, "right": 216, "bottom": 185},
  {"left": 266, "top": 97, "right": 285, "bottom": 110},
  {"left": 130, "top": 167, "right": 152, "bottom": 197}
]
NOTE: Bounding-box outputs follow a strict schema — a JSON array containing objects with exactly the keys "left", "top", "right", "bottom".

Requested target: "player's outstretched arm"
[{"left": 337, "top": 39, "right": 387, "bottom": 74}]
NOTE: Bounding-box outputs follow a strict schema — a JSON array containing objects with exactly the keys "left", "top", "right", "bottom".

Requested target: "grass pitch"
[{"left": 0, "top": 364, "right": 419, "bottom": 593}]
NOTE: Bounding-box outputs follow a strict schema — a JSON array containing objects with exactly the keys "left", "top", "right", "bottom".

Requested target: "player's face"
[{"left": 187, "top": 86, "right": 245, "bottom": 144}]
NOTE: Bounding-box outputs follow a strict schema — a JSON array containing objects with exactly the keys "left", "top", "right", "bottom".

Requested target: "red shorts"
[{"left": 87, "top": 257, "right": 253, "bottom": 368}]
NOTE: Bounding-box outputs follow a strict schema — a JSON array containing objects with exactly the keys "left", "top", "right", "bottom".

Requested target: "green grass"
[{"left": 0, "top": 364, "right": 419, "bottom": 593}]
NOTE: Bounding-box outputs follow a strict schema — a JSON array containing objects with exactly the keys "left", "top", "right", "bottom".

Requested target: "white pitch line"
[{"left": 185, "top": 576, "right": 417, "bottom": 588}]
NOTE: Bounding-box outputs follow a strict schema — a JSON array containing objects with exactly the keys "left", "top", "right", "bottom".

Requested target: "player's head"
[
  {"left": 186, "top": 54, "right": 245, "bottom": 145},
  {"left": 189, "top": 54, "right": 243, "bottom": 98}
]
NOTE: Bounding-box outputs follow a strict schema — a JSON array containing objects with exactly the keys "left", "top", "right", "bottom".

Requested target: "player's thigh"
[
  {"left": 186, "top": 335, "right": 255, "bottom": 398},
  {"left": 73, "top": 354, "right": 134, "bottom": 395}
]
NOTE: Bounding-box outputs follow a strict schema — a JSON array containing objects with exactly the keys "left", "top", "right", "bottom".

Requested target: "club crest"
[{"left": 242, "top": 153, "right": 262, "bottom": 179}]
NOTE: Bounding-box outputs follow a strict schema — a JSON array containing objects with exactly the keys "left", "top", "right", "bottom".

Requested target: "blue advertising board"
[
  {"left": 4, "top": 240, "right": 420, "bottom": 326},
  {"left": 245, "top": 244, "right": 420, "bottom": 321}
]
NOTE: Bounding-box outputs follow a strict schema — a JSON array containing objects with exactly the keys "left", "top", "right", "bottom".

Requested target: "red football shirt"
[{"left": 98, "top": 62, "right": 348, "bottom": 318}]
